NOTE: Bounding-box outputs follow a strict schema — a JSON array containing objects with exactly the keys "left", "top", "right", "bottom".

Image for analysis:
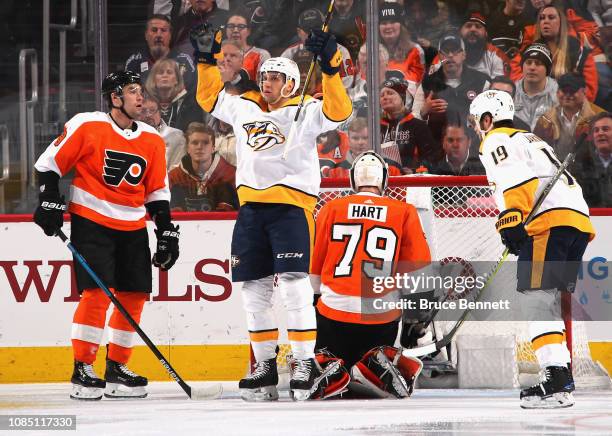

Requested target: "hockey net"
[{"left": 259, "top": 176, "right": 611, "bottom": 389}]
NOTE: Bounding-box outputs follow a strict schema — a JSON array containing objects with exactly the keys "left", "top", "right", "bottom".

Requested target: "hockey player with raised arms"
[
  {"left": 191, "top": 23, "right": 352, "bottom": 401},
  {"left": 311, "top": 151, "right": 427, "bottom": 398},
  {"left": 469, "top": 89, "right": 595, "bottom": 408},
  {"left": 33, "top": 71, "right": 180, "bottom": 400}
]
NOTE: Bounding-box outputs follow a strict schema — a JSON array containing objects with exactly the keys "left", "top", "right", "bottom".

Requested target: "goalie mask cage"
[{"left": 250, "top": 175, "right": 611, "bottom": 389}]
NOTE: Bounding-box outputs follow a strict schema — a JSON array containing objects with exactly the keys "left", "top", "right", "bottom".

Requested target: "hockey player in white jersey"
[
  {"left": 191, "top": 24, "right": 352, "bottom": 401},
  {"left": 469, "top": 90, "right": 595, "bottom": 409}
]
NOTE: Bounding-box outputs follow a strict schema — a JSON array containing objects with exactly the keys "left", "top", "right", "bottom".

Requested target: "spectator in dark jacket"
[{"left": 430, "top": 123, "right": 486, "bottom": 175}]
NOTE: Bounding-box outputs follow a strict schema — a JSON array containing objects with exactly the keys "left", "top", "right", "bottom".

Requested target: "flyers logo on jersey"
[
  {"left": 103, "top": 150, "right": 147, "bottom": 186},
  {"left": 243, "top": 121, "right": 285, "bottom": 151}
]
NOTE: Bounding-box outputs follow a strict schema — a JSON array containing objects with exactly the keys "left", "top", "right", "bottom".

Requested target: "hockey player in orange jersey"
[
  {"left": 33, "top": 71, "right": 180, "bottom": 401},
  {"left": 310, "top": 151, "right": 429, "bottom": 398}
]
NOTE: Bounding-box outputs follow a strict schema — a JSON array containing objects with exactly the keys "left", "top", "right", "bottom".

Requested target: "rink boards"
[{"left": 1, "top": 212, "right": 611, "bottom": 382}]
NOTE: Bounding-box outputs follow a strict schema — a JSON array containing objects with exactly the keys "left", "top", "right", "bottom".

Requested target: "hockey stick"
[
  {"left": 281, "top": 0, "right": 335, "bottom": 160},
  {"left": 57, "top": 229, "right": 222, "bottom": 400},
  {"left": 403, "top": 134, "right": 587, "bottom": 358}
]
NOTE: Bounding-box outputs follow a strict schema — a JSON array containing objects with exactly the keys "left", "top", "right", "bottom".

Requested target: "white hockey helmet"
[
  {"left": 350, "top": 151, "right": 389, "bottom": 194},
  {"left": 469, "top": 89, "right": 515, "bottom": 129},
  {"left": 259, "top": 57, "right": 301, "bottom": 96}
]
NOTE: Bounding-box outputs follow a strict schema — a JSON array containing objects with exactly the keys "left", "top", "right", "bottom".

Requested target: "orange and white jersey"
[
  {"left": 311, "top": 192, "right": 431, "bottom": 324},
  {"left": 35, "top": 111, "right": 170, "bottom": 231},
  {"left": 243, "top": 46, "right": 271, "bottom": 81}
]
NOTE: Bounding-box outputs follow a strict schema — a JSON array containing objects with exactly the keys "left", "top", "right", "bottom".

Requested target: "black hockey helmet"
[{"left": 102, "top": 70, "right": 141, "bottom": 99}]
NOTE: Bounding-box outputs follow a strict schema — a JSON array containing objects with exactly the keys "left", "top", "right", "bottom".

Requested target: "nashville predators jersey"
[
  {"left": 196, "top": 63, "right": 353, "bottom": 213},
  {"left": 35, "top": 111, "right": 170, "bottom": 231},
  {"left": 311, "top": 192, "right": 431, "bottom": 324},
  {"left": 479, "top": 127, "right": 594, "bottom": 238}
]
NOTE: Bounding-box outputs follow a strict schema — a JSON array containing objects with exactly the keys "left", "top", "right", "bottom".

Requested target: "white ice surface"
[{"left": 1, "top": 382, "right": 612, "bottom": 435}]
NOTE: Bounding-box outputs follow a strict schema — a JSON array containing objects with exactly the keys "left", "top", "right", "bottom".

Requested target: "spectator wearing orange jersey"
[
  {"left": 379, "top": 2, "right": 426, "bottom": 86},
  {"left": 169, "top": 122, "right": 237, "bottom": 211},
  {"left": 510, "top": 3, "right": 599, "bottom": 101},
  {"left": 225, "top": 13, "right": 270, "bottom": 82}
]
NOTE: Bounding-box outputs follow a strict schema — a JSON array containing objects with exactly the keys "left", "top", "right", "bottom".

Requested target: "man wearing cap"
[
  {"left": 381, "top": 77, "right": 441, "bottom": 172},
  {"left": 460, "top": 11, "right": 511, "bottom": 79},
  {"left": 514, "top": 43, "right": 558, "bottom": 129},
  {"left": 412, "top": 32, "right": 490, "bottom": 143},
  {"left": 488, "top": 0, "right": 529, "bottom": 58},
  {"left": 534, "top": 73, "right": 605, "bottom": 160},
  {"left": 281, "top": 8, "right": 355, "bottom": 90}
]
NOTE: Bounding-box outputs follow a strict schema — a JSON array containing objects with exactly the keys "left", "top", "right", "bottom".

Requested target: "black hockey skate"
[
  {"left": 70, "top": 360, "right": 106, "bottom": 401},
  {"left": 104, "top": 360, "right": 148, "bottom": 399},
  {"left": 520, "top": 365, "right": 575, "bottom": 409},
  {"left": 290, "top": 357, "right": 322, "bottom": 401},
  {"left": 239, "top": 357, "right": 279, "bottom": 402}
]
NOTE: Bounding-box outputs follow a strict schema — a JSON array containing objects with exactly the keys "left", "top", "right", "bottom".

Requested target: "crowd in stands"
[{"left": 135, "top": 0, "right": 611, "bottom": 210}]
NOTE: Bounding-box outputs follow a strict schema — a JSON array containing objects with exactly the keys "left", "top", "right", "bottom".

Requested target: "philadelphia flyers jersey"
[
  {"left": 479, "top": 127, "right": 594, "bottom": 238},
  {"left": 35, "top": 111, "right": 170, "bottom": 231},
  {"left": 311, "top": 192, "right": 431, "bottom": 324}
]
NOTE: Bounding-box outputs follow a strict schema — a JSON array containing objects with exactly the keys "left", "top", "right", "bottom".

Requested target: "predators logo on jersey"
[
  {"left": 242, "top": 120, "right": 285, "bottom": 151},
  {"left": 103, "top": 149, "right": 147, "bottom": 187}
]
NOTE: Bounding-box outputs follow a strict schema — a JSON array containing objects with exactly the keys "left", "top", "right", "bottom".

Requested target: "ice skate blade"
[
  {"left": 290, "top": 389, "right": 311, "bottom": 402},
  {"left": 239, "top": 386, "right": 279, "bottom": 402},
  {"left": 520, "top": 392, "right": 574, "bottom": 409},
  {"left": 70, "top": 384, "right": 104, "bottom": 401},
  {"left": 104, "top": 383, "right": 148, "bottom": 399}
]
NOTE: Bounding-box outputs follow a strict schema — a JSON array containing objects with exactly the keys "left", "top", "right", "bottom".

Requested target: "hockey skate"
[
  {"left": 239, "top": 357, "right": 279, "bottom": 402},
  {"left": 290, "top": 357, "right": 344, "bottom": 401},
  {"left": 70, "top": 361, "right": 106, "bottom": 401},
  {"left": 104, "top": 359, "right": 148, "bottom": 399},
  {"left": 520, "top": 365, "right": 575, "bottom": 409}
]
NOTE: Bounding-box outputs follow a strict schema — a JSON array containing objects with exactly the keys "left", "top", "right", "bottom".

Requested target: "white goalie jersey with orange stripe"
[
  {"left": 478, "top": 127, "right": 594, "bottom": 238},
  {"left": 34, "top": 111, "right": 170, "bottom": 231}
]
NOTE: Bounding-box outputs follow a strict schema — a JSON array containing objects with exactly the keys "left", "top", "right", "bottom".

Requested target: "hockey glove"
[
  {"left": 304, "top": 29, "right": 341, "bottom": 75},
  {"left": 495, "top": 208, "right": 528, "bottom": 255},
  {"left": 33, "top": 191, "right": 66, "bottom": 236},
  {"left": 190, "top": 23, "right": 223, "bottom": 65},
  {"left": 152, "top": 224, "right": 180, "bottom": 271}
]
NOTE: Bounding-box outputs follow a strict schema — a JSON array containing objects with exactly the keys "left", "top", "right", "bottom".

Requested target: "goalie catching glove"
[
  {"left": 304, "top": 29, "right": 342, "bottom": 75},
  {"left": 495, "top": 208, "right": 528, "bottom": 255},
  {"left": 190, "top": 23, "right": 223, "bottom": 65}
]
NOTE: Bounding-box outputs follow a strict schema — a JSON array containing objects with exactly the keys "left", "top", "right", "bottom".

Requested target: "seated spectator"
[
  {"left": 379, "top": 2, "right": 426, "bottom": 85},
  {"left": 459, "top": 12, "right": 510, "bottom": 78},
  {"left": 218, "top": 41, "right": 259, "bottom": 94},
  {"left": 513, "top": 43, "right": 558, "bottom": 129},
  {"left": 347, "top": 43, "right": 390, "bottom": 109},
  {"left": 430, "top": 123, "right": 486, "bottom": 175},
  {"left": 413, "top": 32, "right": 490, "bottom": 143},
  {"left": 403, "top": 0, "right": 450, "bottom": 67},
  {"left": 210, "top": 118, "right": 237, "bottom": 167},
  {"left": 534, "top": 73, "right": 605, "bottom": 159},
  {"left": 172, "top": 0, "right": 229, "bottom": 56},
  {"left": 125, "top": 14, "right": 196, "bottom": 91},
  {"left": 139, "top": 94, "right": 186, "bottom": 169},
  {"left": 488, "top": 0, "right": 530, "bottom": 58},
  {"left": 145, "top": 58, "right": 206, "bottom": 132},
  {"left": 571, "top": 112, "right": 612, "bottom": 207},
  {"left": 328, "top": 0, "right": 366, "bottom": 62},
  {"left": 489, "top": 75, "right": 532, "bottom": 130},
  {"left": 381, "top": 77, "right": 441, "bottom": 173},
  {"left": 169, "top": 122, "right": 238, "bottom": 211},
  {"left": 225, "top": 12, "right": 270, "bottom": 81},
  {"left": 595, "top": 26, "right": 611, "bottom": 110},
  {"left": 321, "top": 117, "right": 402, "bottom": 178},
  {"left": 293, "top": 49, "right": 323, "bottom": 97},
  {"left": 281, "top": 8, "right": 355, "bottom": 90},
  {"left": 511, "top": 3, "right": 599, "bottom": 101}
]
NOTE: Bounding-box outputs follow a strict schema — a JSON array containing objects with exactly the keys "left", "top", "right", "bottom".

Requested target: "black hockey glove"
[
  {"left": 304, "top": 29, "right": 341, "bottom": 75},
  {"left": 153, "top": 223, "right": 180, "bottom": 271},
  {"left": 33, "top": 190, "right": 66, "bottom": 237},
  {"left": 190, "top": 23, "right": 223, "bottom": 65},
  {"left": 495, "top": 208, "right": 528, "bottom": 256}
]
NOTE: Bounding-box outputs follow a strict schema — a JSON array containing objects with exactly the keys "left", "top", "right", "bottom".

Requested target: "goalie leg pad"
[
  {"left": 351, "top": 346, "right": 423, "bottom": 398},
  {"left": 310, "top": 352, "right": 350, "bottom": 399}
]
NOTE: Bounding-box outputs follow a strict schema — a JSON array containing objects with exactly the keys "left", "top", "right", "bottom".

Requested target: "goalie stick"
[
  {"left": 281, "top": 0, "right": 335, "bottom": 160},
  {"left": 56, "top": 229, "right": 222, "bottom": 400},
  {"left": 403, "top": 133, "right": 587, "bottom": 358}
]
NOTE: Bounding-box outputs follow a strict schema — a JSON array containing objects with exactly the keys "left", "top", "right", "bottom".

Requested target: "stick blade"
[{"left": 189, "top": 383, "right": 223, "bottom": 400}]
